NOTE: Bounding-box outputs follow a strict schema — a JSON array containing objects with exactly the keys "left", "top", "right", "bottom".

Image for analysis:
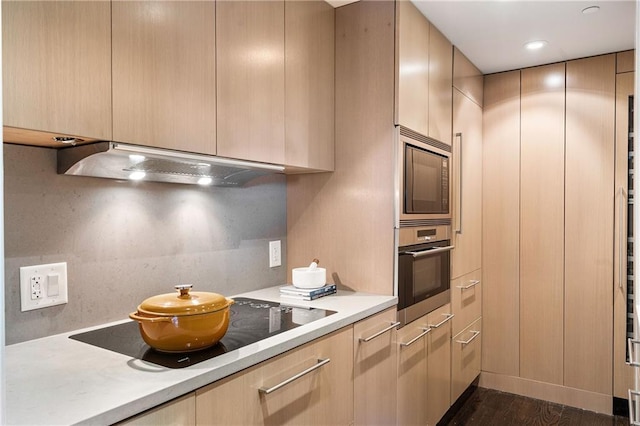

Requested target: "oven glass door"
[
  {"left": 405, "top": 144, "right": 449, "bottom": 214},
  {"left": 398, "top": 240, "right": 451, "bottom": 309}
]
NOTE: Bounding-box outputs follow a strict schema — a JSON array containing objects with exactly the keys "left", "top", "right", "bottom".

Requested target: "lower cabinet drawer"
[
  {"left": 195, "top": 326, "right": 354, "bottom": 425},
  {"left": 451, "top": 317, "right": 482, "bottom": 402},
  {"left": 451, "top": 269, "right": 482, "bottom": 337}
]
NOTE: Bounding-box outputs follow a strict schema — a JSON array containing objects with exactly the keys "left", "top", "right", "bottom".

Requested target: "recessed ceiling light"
[
  {"left": 582, "top": 6, "right": 600, "bottom": 14},
  {"left": 524, "top": 40, "right": 548, "bottom": 51}
]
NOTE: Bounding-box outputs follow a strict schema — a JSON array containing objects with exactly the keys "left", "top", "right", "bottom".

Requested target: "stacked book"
[{"left": 279, "top": 284, "right": 337, "bottom": 301}]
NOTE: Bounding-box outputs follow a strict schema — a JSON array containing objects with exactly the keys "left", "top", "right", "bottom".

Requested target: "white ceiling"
[{"left": 327, "top": 0, "right": 636, "bottom": 75}]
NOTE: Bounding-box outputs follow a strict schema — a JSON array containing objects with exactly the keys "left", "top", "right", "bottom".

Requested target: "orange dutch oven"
[{"left": 129, "top": 284, "right": 234, "bottom": 353}]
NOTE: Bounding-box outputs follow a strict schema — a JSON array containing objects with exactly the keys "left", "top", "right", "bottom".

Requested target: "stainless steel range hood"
[{"left": 57, "top": 142, "right": 284, "bottom": 187}]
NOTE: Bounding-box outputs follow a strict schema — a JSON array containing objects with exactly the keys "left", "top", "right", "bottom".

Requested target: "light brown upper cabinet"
[
  {"left": 395, "top": 0, "right": 429, "bottom": 137},
  {"left": 395, "top": 1, "right": 453, "bottom": 145},
  {"left": 3, "top": 1, "right": 111, "bottom": 143},
  {"left": 285, "top": 0, "right": 335, "bottom": 172},
  {"left": 112, "top": 1, "right": 216, "bottom": 155},
  {"left": 451, "top": 51, "right": 482, "bottom": 280},
  {"left": 564, "top": 54, "right": 615, "bottom": 395},
  {"left": 216, "top": 1, "right": 286, "bottom": 165},
  {"left": 427, "top": 24, "right": 453, "bottom": 145},
  {"left": 519, "top": 62, "right": 565, "bottom": 386},
  {"left": 453, "top": 48, "right": 483, "bottom": 108}
]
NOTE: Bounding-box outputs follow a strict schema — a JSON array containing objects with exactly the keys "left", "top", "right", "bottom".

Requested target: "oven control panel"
[{"left": 398, "top": 225, "right": 451, "bottom": 247}]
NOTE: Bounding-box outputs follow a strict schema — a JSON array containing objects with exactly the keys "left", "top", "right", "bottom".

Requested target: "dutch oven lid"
[{"left": 137, "top": 284, "right": 232, "bottom": 317}]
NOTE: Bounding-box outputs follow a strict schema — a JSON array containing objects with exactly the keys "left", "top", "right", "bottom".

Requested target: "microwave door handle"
[{"left": 404, "top": 245, "right": 455, "bottom": 258}]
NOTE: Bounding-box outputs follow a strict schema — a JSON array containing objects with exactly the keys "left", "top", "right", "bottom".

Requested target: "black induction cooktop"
[{"left": 69, "top": 297, "right": 336, "bottom": 369}]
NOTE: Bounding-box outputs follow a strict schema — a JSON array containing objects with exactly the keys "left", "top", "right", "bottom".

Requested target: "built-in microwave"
[{"left": 397, "top": 127, "right": 452, "bottom": 227}]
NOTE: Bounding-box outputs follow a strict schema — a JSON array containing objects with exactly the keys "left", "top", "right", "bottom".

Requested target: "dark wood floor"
[{"left": 442, "top": 387, "right": 630, "bottom": 426}]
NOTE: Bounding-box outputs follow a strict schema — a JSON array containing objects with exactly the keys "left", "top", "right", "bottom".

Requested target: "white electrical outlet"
[
  {"left": 269, "top": 240, "right": 282, "bottom": 268},
  {"left": 20, "top": 262, "right": 68, "bottom": 312}
]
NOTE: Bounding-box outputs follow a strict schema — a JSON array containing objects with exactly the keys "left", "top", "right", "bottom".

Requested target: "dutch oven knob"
[{"left": 175, "top": 284, "right": 193, "bottom": 298}]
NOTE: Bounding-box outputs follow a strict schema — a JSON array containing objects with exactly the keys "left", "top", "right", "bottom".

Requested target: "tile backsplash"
[{"left": 4, "top": 144, "right": 287, "bottom": 344}]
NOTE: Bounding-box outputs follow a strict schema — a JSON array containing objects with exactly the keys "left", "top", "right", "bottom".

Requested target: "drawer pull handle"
[
  {"left": 428, "top": 313, "right": 454, "bottom": 329},
  {"left": 399, "top": 327, "right": 431, "bottom": 347},
  {"left": 629, "top": 389, "right": 640, "bottom": 425},
  {"left": 258, "top": 358, "right": 330, "bottom": 395},
  {"left": 359, "top": 322, "right": 400, "bottom": 343},
  {"left": 456, "top": 280, "right": 480, "bottom": 290},
  {"left": 456, "top": 330, "right": 480, "bottom": 346},
  {"left": 628, "top": 338, "right": 640, "bottom": 366}
]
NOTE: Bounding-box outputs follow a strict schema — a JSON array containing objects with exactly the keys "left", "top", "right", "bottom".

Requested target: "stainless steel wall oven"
[{"left": 397, "top": 225, "right": 452, "bottom": 326}]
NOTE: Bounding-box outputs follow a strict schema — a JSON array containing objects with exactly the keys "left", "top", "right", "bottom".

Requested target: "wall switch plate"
[
  {"left": 269, "top": 240, "right": 282, "bottom": 268},
  {"left": 20, "top": 262, "right": 68, "bottom": 312}
]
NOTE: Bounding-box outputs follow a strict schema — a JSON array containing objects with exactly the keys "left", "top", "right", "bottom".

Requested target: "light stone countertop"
[{"left": 6, "top": 286, "right": 397, "bottom": 425}]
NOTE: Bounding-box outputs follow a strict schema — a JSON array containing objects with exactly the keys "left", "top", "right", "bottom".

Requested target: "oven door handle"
[{"left": 403, "top": 245, "right": 455, "bottom": 258}]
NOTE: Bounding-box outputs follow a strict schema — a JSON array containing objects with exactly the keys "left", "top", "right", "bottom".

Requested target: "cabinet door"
[
  {"left": 451, "top": 269, "right": 482, "bottom": 337},
  {"left": 117, "top": 393, "right": 195, "bottom": 426},
  {"left": 196, "top": 327, "right": 354, "bottom": 425},
  {"left": 451, "top": 89, "right": 482, "bottom": 279},
  {"left": 3, "top": 1, "right": 111, "bottom": 140},
  {"left": 520, "top": 63, "right": 565, "bottom": 386},
  {"left": 451, "top": 318, "right": 482, "bottom": 402},
  {"left": 614, "top": 69, "right": 635, "bottom": 399},
  {"left": 395, "top": 0, "right": 429, "bottom": 137},
  {"left": 564, "top": 54, "right": 615, "bottom": 395},
  {"left": 354, "top": 308, "right": 398, "bottom": 426},
  {"left": 428, "top": 24, "right": 453, "bottom": 146},
  {"left": 453, "top": 47, "right": 483, "bottom": 108},
  {"left": 482, "top": 70, "right": 521, "bottom": 377},
  {"left": 426, "top": 303, "right": 452, "bottom": 426},
  {"left": 285, "top": 0, "right": 334, "bottom": 171},
  {"left": 396, "top": 314, "right": 429, "bottom": 426},
  {"left": 112, "top": 1, "right": 216, "bottom": 154},
  {"left": 216, "top": 1, "right": 285, "bottom": 165}
]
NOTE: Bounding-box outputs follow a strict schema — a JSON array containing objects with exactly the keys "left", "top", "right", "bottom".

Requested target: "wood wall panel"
[
  {"left": 564, "top": 54, "right": 615, "bottom": 395},
  {"left": 481, "top": 70, "right": 521, "bottom": 377},
  {"left": 519, "top": 63, "right": 565, "bottom": 386}
]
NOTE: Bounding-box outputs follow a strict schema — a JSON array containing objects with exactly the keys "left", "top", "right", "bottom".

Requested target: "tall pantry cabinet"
[
  {"left": 450, "top": 47, "right": 484, "bottom": 403},
  {"left": 614, "top": 50, "right": 635, "bottom": 400},
  {"left": 481, "top": 70, "right": 521, "bottom": 379},
  {"left": 481, "top": 54, "right": 619, "bottom": 413},
  {"left": 519, "top": 62, "right": 565, "bottom": 386}
]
